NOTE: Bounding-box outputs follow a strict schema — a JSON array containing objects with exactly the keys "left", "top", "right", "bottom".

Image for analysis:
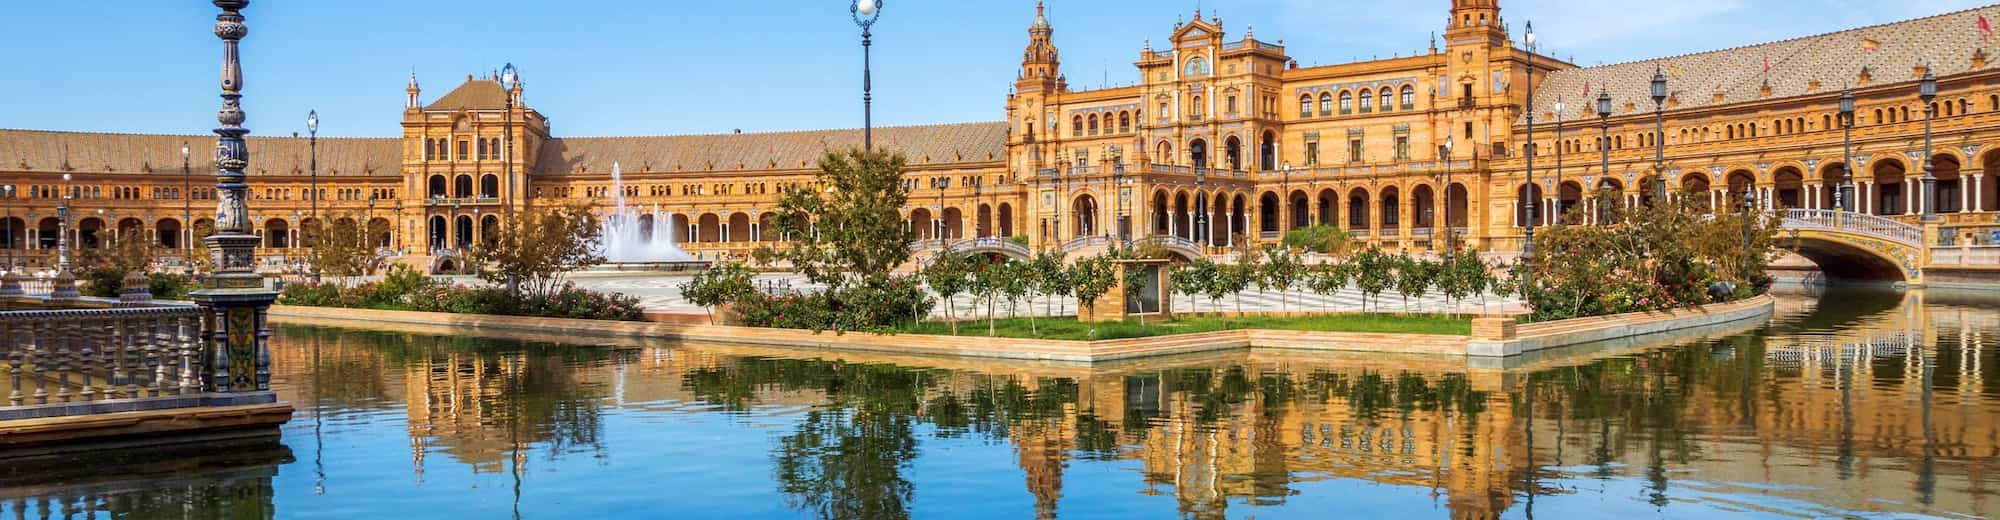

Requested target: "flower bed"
[{"left": 278, "top": 266, "right": 643, "bottom": 321}]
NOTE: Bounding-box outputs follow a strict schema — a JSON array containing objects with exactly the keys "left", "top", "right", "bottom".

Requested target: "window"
[
  {"left": 1348, "top": 139, "right": 1363, "bottom": 162},
  {"left": 1358, "top": 90, "right": 1372, "bottom": 113},
  {"left": 1119, "top": 112, "right": 1131, "bottom": 133},
  {"left": 423, "top": 139, "right": 434, "bottom": 160},
  {"left": 1300, "top": 95, "right": 1313, "bottom": 117},
  {"left": 1158, "top": 102, "right": 1168, "bottom": 120},
  {"left": 1400, "top": 85, "right": 1416, "bottom": 109},
  {"left": 457, "top": 140, "right": 468, "bottom": 160},
  {"left": 1305, "top": 142, "right": 1320, "bottom": 165},
  {"left": 1339, "top": 91, "right": 1353, "bottom": 114},
  {"left": 1378, "top": 89, "right": 1392, "bottom": 112},
  {"left": 1191, "top": 96, "right": 1204, "bottom": 119},
  {"left": 477, "top": 138, "right": 488, "bottom": 159},
  {"left": 1990, "top": 94, "right": 1998, "bottom": 111},
  {"left": 1088, "top": 114, "right": 1098, "bottom": 135},
  {"left": 1226, "top": 95, "right": 1238, "bottom": 115},
  {"left": 1318, "top": 93, "right": 1333, "bottom": 116},
  {"left": 1463, "top": 122, "right": 1473, "bottom": 140},
  {"left": 1395, "top": 136, "right": 1410, "bottom": 160},
  {"left": 1073, "top": 116, "right": 1084, "bottom": 136}
]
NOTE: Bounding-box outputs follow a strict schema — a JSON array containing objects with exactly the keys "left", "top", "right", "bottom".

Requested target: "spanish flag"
[{"left": 1860, "top": 37, "right": 1880, "bottom": 52}]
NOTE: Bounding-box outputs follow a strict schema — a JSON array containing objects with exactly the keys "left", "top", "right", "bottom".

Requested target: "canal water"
[{"left": 3, "top": 286, "right": 1996, "bottom": 519}]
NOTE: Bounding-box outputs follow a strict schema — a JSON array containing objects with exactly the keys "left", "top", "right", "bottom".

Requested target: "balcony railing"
[{"left": 422, "top": 196, "right": 500, "bottom": 207}]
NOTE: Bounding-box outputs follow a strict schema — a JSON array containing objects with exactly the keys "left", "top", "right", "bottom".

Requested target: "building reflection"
[
  {"left": 244, "top": 287, "right": 1996, "bottom": 519},
  {"left": 0, "top": 437, "right": 292, "bottom": 519}
]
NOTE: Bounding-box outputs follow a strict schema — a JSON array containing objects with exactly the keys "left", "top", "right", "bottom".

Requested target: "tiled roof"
[
  {"left": 425, "top": 78, "right": 508, "bottom": 111},
  {"left": 0, "top": 128, "right": 402, "bottom": 177},
  {"left": 1528, "top": 4, "right": 2000, "bottom": 122},
  {"left": 535, "top": 121, "right": 1009, "bottom": 175}
]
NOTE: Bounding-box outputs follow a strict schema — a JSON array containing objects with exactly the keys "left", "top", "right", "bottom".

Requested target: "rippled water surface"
[{"left": 3, "top": 286, "right": 1997, "bottom": 519}]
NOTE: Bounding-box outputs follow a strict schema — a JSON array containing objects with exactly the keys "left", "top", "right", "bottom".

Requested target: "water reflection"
[{"left": 3, "top": 286, "right": 1996, "bottom": 519}]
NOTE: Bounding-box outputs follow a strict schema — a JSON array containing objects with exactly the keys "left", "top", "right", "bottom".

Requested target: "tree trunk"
[{"left": 987, "top": 294, "right": 997, "bottom": 337}]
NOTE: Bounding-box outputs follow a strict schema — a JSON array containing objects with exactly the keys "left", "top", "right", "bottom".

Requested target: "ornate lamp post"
[
  {"left": 190, "top": 0, "right": 278, "bottom": 395},
  {"left": 1838, "top": 89, "right": 1856, "bottom": 212},
  {"left": 851, "top": 0, "right": 882, "bottom": 151},
  {"left": 182, "top": 143, "right": 194, "bottom": 260},
  {"left": 58, "top": 173, "right": 72, "bottom": 273},
  {"left": 1597, "top": 89, "right": 1612, "bottom": 219},
  {"left": 1742, "top": 190, "right": 1757, "bottom": 282},
  {"left": 499, "top": 63, "right": 520, "bottom": 293},
  {"left": 306, "top": 109, "right": 319, "bottom": 281},
  {"left": 1650, "top": 66, "right": 1669, "bottom": 202},
  {"left": 1522, "top": 22, "right": 1538, "bottom": 285},
  {"left": 1918, "top": 68, "right": 1937, "bottom": 221},
  {"left": 1441, "top": 137, "right": 1454, "bottom": 256},
  {"left": 1553, "top": 98, "right": 1565, "bottom": 227},
  {"left": 2, "top": 184, "right": 12, "bottom": 272}
]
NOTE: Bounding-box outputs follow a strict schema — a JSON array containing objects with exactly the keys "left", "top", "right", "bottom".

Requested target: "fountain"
[{"left": 598, "top": 162, "right": 702, "bottom": 269}]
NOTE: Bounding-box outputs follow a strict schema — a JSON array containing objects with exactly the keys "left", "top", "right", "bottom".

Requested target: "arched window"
[
  {"left": 1378, "top": 89, "right": 1392, "bottom": 112},
  {"left": 1073, "top": 116, "right": 1084, "bottom": 136},
  {"left": 1300, "top": 94, "right": 1313, "bottom": 117},
  {"left": 1358, "top": 89, "right": 1373, "bottom": 112},
  {"left": 1087, "top": 114, "right": 1098, "bottom": 135},
  {"left": 1339, "top": 91, "right": 1353, "bottom": 114},
  {"left": 1118, "top": 112, "right": 1131, "bottom": 133},
  {"left": 1318, "top": 93, "right": 1333, "bottom": 116},
  {"left": 1400, "top": 85, "right": 1415, "bottom": 109},
  {"left": 1901, "top": 106, "right": 1910, "bottom": 121},
  {"left": 1191, "top": 96, "right": 1204, "bottom": 118},
  {"left": 1873, "top": 108, "right": 1883, "bottom": 125},
  {"left": 1990, "top": 94, "right": 1998, "bottom": 111},
  {"left": 424, "top": 139, "right": 434, "bottom": 160},
  {"left": 1226, "top": 95, "right": 1238, "bottom": 114}
]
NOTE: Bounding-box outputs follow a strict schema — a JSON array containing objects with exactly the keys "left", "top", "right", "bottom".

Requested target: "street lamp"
[
  {"left": 1838, "top": 88, "right": 1856, "bottom": 212},
  {"left": 1, "top": 184, "right": 12, "bottom": 273},
  {"left": 58, "top": 173, "right": 72, "bottom": 272},
  {"left": 851, "top": 0, "right": 883, "bottom": 151},
  {"left": 182, "top": 143, "right": 193, "bottom": 260},
  {"left": 1597, "top": 89, "right": 1612, "bottom": 221},
  {"left": 1522, "top": 21, "right": 1539, "bottom": 286},
  {"left": 1651, "top": 66, "right": 1669, "bottom": 202},
  {"left": 500, "top": 63, "right": 521, "bottom": 293},
  {"left": 307, "top": 109, "right": 320, "bottom": 281},
  {"left": 1442, "top": 137, "right": 1454, "bottom": 255},
  {"left": 1741, "top": 190, "right": 1757, "bottom": 282},
  {"left": 1919, "top": 67, "right": 1937, "bottom": 221},
  {"left": 1553, "top": 99, "right": 1566, "bottom": 227}
]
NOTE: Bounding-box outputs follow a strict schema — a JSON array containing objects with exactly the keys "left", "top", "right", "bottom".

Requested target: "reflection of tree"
[{"left": 774, "top": 407, "right": 917, "bottom": 520}]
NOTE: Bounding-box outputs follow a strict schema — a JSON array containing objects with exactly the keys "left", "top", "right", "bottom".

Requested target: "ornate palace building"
[{"left": 4, "top": 1, "right": 2000, "bottom": 279}]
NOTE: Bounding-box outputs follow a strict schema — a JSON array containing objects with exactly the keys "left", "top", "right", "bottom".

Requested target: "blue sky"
[{"left": 1, "top": 0, "right": 1990, "bottom": 138}]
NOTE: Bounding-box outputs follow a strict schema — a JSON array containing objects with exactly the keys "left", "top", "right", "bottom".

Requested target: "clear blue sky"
[{"left": 1, "top": 0, "right": 1988, "bottom": 138}]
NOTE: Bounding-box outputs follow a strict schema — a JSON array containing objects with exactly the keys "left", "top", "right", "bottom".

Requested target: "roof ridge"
[
  {"left": 0, "top": 128, "right": 398, "bottom": 141},
  {"left": 549, "top": 120, "right": 1006, "bottom": 141},
  {"left": 1558, "top": 3, "right": 1998, "bottom": 74}
]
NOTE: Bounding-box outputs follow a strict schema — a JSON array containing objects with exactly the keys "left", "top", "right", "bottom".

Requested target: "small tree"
[
  {"left": 1030, "top": 251, "right": 1068, "bottom": 319},
  {"left": 1393, "top": 254, "right": 1438, "bottom": 312},
  {"left": 1067, "top": 255, "right": 1118, "bottom": 339},
  {"left": 679, "top": 261, "right": 757, "bottom": 324},
  {"left": 1281, "top": 224, "right": 1355, "bottom": 257},
  {"left": 920, "top": 249, "right": 974, "bottom": 335},
  {"left": 1351, "top": 248, "right": 1395, "bottom": 312},
  {"left": 1226, "top": 250, "right": 1260, "bottom": 315},
  {"left": 75, "top": 229, "right": 154, "bottom": 298},
  {"left": 1305, "top": 261, "right": 1350, "bottom": 313},
  {"left": 970, "top": 256, "right": 1009, "bottom": 336},
  {"left": 1435, "top": 254, "right": 1474, "bottom": 314},
  {"left": 474, "top": 202, "right": 605, "bottom": 300},
  {"left": 1171, "top": 258, "right": 1214, "bottom": 315},
  {"left": 758, "top": 148, "right": 913, "bottom": 291},
  {"left": 999, "top": 259, "right": 1035, "bottom": 333},
  {"left": 1262, "top": 247, "right": 1305, "bottom": 313},
  {"left": 309, "top": 214, "right": 377, "bottom": 280}
]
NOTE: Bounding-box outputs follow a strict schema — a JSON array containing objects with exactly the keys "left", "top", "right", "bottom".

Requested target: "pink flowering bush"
[{"left": 279, "top": 271, "right": 643, "bottom": 321}]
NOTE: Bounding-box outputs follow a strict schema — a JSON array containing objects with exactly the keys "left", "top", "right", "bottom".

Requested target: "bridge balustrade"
[
  {"left": 1, "top": 305, "right": 208, "bottom": 418},
  {"left": 1781, "top": 209, "right": 1923, "bottom": 247}
]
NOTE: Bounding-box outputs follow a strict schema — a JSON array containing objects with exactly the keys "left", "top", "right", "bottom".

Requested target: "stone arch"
[
  {"left": 262, "top": 217, "right": 289, "bottom": 249},
  {"left": 1772, "top": 166, "right": 1805, "bottom": 209},
  {"left": 480, "top": 174, "right": 500, "bottom": 198},
  {"left": 1258, "top": 191, "right": 1281, "bottom": 233},
  {"left": 427, "top": 215, "right": 447, "bottom": 250},
  {"left": 1932, "top": 153, "right": 1965, "bottom": 214},
  {"left": 1378, "top": 186, "right": 1400, "bottom": 230},
  {"left": 480, "top": 214, "right": 500, "bottom": 247},
  {"left": 155, "top": 218, "right": 183, "bottom": 249},
  {"left": 728, "top": 212, "right": 752, "bottom": 242},
  {"left": 368, "top": 217, "right": 393, "bottom": 248},
  {"left": 997, "top": 202, "right": 1015, "bottom": 237},
  {"left": 1782, "top": 232, "right": 1914, "bottom": 283},
  {"left": 1870, "top": 157, "right": 1908, "bottom": 216},
  {"left": 1071, "top": 194, "right": 1098, "bottom": 238},
  {"left": 428, "top": 175, "right": 448, "bottom": 198},
  {"left": 1347, "top": 187, "right": 1371, "bottom": 231},
  {"left": 1979, "top": 147, "right": 2000, "bottom": 212},
  {"left": 1411, "top": 184, "right": 1436, "bottom": 227},
  {"left": 1514, "top": 183, "right": 1544, "bottom": 227},
  {"left": 697, "top": 213, "right": 722, "bottom": 243},
  {"left": 1315, "top": 188, "right": 1338, "bottom": 226},
  {"left": 453, "top": 174, "right": 474, "bottom": 198},
  {"left": 1288, "top": 189, "right": 1311, "bottom": 230}
]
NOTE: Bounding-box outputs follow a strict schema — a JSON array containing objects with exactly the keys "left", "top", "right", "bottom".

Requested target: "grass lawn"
[{"left": 894, "top": 313, "right": 1472, "bottom": 341}]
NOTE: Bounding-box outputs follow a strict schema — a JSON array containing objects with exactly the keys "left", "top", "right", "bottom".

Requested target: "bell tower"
[{"left": 1018, "top": 1, "right": 1061, "bottom": 93}]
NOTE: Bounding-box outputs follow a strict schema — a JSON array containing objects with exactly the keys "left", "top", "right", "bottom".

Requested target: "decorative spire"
[{"left": 1030, "top": 1, "right": 1050, "bottom": 31}]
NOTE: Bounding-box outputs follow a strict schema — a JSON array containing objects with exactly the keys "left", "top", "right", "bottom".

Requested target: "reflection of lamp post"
[
  {"left": 1424, "top": 207, "right": 1436, "bottom": 252},
  {"left": 1837, "top": 89, "right": 1855, "bottom": 212},
  {"left": 1918, "top": 68, "right": 1937, "bottom": 221},
  {"left": 850, "top": 0, "right": 882, "bottom": 150}
]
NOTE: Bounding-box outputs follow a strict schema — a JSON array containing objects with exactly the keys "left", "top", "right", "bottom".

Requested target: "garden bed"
[{"left": 892, "top": 313, "right": 1471, "bottom": 341}]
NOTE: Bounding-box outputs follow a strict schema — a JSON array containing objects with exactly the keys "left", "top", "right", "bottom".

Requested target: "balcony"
[{"left": 422, "top": 196, "right": 500, "bottom": 207}]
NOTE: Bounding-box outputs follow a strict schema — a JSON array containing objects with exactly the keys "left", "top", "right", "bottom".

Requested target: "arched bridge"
[
  {"left": 910, "top": 237, "right": 1034, "bottom": 263},
  {"left": 1777, "top": 209, "right": 1926, "bottom": 283}
]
